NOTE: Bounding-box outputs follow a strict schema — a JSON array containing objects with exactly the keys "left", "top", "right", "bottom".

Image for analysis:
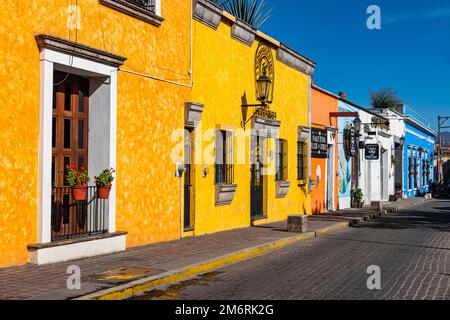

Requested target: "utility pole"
[{"left": 438, "top": 116, "right": 450, "bottom": 181}]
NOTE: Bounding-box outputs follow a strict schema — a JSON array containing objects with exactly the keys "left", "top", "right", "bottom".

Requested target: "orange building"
[
  {"left": 0, "top": 0, "right": 192, "bottom": 266},
  {"left": 310, "top": 85, "right": 339, "bottom": 213}
]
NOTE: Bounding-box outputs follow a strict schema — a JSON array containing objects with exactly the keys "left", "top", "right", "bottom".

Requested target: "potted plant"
[
  {"left": 65, "top": 165, "right": 90, "bottom": 201},
  {"left": 351, "top": 188, "right": 364, "bottom": 208},
  {"left": 95, "top": 168, "right": 115, "bottom": 199}
]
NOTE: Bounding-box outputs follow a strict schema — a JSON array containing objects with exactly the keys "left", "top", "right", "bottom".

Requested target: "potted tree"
[
  {"left": 65, "top": 165, "right": 90, "bottom": 201},
  {"left": 95, "top": 168, "right": 115, "bottom": 200},
  {"left": 351, "top": 188, "right": 364, "bottom": 208}
]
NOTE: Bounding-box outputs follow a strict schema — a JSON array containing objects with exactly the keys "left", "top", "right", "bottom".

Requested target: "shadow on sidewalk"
[{"left": 352, "top": 201, "right": 450, "bottom": 232}]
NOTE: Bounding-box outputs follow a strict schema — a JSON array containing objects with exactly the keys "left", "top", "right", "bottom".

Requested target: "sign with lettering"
[
  {"left": 365, "top": 144, "right": 380, "bottom": 160},
  {"left": 311, "top": 128, "right": 328, "bottom": 158},
  {"left": 344, "top": 127, "right": 357, "bottom": 158}
]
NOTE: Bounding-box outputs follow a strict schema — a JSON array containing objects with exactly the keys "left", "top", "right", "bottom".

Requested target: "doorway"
[
  {"left": 51, "top": 71, "right": 90, "bottom": 240},
  {"left": 326, "top": 145, "right": 334, "bottom": 211},
  {"left": 250, "top": 135, "right": 266, "bottom": 220},
  {"left": 184, "top": 128, "right": 195, "bottom": 231}
]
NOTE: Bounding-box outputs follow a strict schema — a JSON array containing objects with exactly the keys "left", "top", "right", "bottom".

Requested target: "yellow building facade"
[
  {"left": 186, "top": 0, "right": 315, "bottom": 236},
  {"left": 0, "top": 0, "right": 315, "bottom": 268},
  {"left": 0, "top": 0, "right": 191, "bottom": 267}
]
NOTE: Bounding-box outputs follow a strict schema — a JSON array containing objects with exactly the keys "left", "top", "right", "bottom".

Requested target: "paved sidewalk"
[
  {"left": 0, "top": 219, "right": 343, "bottom": 300},
  {"left": 0, "top": 197, "right": 427, "bottom": 300},
  {"left": 310, "top": 197, "right": 428, "bottom": 225}
]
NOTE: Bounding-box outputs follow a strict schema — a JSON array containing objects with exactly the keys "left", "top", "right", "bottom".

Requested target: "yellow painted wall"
[
  {"left": 190, "top": 18, "right": 311, "bottom": 236},
  {"left": 0, "top": 0, "right": 191, "bottom": 267}
]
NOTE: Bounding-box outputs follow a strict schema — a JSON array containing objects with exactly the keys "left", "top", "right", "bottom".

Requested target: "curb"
[
  {"left": 75, "top": 232, "right": 316, "bottom": 300},
  {"left": 75, "top": 199, "right": 428, "bottom": 300},
  {"left": 76, "top": 223, "right": 353, "bottom": 300}
]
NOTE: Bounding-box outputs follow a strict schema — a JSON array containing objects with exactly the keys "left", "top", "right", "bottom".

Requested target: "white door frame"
[{"left": 38, "top": 49, "right": 118, "bottom": 243}]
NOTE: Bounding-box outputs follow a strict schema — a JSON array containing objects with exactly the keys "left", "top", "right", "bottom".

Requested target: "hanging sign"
[
  {"left": 311, "top": 128, "right": 328, "bottom": 158},
  {"left": 344, "top": 127, "right": 357, "bottom": 158},
  {"left": 365, "top": 144, "right": 380, "bottom": 160}
]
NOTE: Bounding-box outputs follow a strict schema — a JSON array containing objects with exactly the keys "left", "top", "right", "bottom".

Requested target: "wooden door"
[
  {"left": 52, "top": 71, "right": 89, "bottom": 187},
  {"left": 251, "top": 135, "right": 265, "bottom": 219},
  {"left": 51, "top": 71, "right": 90, "bottom": 240}
]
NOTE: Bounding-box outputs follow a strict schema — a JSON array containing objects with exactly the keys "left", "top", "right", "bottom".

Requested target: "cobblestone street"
[{"left": 135, "top": 199, "right": 450, "bottom": 300}]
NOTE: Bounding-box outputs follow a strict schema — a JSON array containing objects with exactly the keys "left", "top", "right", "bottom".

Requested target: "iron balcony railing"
[
  {"left": 51, "top": 186, "right": 108, "bottom": 241},
  {"left": 125, "top": 0, "right": 156, "bottom": 13},
  {"left": 215, "top": 164, "right": 234, "bottom": 185}
]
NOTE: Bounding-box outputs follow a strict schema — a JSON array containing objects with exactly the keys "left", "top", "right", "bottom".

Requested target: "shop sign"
[
  {"left": 311, "top": 128, "right": 328, "bottom": 158},
  {"left": 365, "top": 144, "right": 380, "bottom": 160}
]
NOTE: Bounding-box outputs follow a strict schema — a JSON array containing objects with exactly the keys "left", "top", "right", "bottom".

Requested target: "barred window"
[
  {"left": 297, "top": 141, "right": 306, "bottom": 180},
  {"left": 275, "top": 139, "right": 288, "bottom": 181},
  {"left": 126, "top": 0, "right": 156, "bottom": 13},
  {"left": 215, "top": 130, "right": 234, "bottom": 185}
]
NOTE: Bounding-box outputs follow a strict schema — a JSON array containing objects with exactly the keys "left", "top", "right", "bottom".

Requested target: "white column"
[{"left": 37, "top": 56, "right": 54, "bottom": 244}]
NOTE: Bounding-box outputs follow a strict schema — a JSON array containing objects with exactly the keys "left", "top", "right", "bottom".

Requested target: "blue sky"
[{"left": 260, "top": 0, "right": 450, "bottom": 130}]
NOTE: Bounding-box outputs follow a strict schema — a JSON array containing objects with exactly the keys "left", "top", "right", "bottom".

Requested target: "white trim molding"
[
  {"left": 29, "top": 233, "right": 127, "bottom": 265},
  {"left": 35, "top": 35, "right": 126, "bottom": 263}
]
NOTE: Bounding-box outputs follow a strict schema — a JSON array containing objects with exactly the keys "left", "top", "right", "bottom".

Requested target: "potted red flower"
[
  {"left": 65, "top": 165, "right": 90, "bottom": 201},
  {"left": 95, "top": 168, "right": 115, "bottom": 200}
]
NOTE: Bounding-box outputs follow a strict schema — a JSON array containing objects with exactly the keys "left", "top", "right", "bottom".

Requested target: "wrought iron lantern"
[{"left": 256, "top": 67, "right": 272, "bottom": 104}]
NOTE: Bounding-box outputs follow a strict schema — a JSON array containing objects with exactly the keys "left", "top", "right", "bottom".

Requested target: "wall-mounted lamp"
[
  {"left": 202, "top": 165, "right": 209, "bottom": 178},
  {"left": 256, "top": 66, "right": 272, "bottom": 104},
  {"left": 175, "top": 161, "right": 185, "bottom": 178}
]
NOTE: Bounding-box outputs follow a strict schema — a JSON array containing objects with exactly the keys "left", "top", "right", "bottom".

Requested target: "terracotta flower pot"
[
  {"left": 71, "top": 184, "right": 87, "bottom": 201},
  {"left": 97, "top": 184, "right": 112, "bottom": 200}
]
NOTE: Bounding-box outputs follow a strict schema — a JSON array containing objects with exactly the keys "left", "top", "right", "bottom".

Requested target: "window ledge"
[
  {"left": 100, "top": 0, "right": 164, "bottom": 27},
  {"left": 276, "top": 180, "right": 291, "bottom": 198},
  {"left": 215, "top": 184, "right": 237, "bottom": 206}
]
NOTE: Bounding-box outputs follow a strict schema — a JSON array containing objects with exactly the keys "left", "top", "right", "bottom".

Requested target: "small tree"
[{"left": 370, "top": 88, "right": 403, "bottom": 110}]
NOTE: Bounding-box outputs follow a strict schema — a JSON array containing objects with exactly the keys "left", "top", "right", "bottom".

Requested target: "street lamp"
[
  {"left": 256, "top": 66, "right": 272, "bottom": 105},
  {"left": 241, "top": 66, "right": 274, "bottom": 128}
]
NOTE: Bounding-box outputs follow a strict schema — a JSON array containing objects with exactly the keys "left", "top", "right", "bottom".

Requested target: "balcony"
[{"left": 51, "top": 186, "right": 108, "bottom": 241}]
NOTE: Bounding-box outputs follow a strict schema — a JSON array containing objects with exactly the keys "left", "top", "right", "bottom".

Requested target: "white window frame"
[{"left": 38, "top": 49, "right": 118, "bottom": 244}]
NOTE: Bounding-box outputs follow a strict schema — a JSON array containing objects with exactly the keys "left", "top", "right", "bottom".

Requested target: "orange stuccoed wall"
[
  {"left": 310, "top": 87, "right": 339, "bottom": 214},
  {"left": 0, "top": 0, "right": 191, "bottom": 267}
]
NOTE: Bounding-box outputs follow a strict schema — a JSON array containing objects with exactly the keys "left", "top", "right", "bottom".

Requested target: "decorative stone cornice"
[
  {"left": 185, "top": 102, "right": 205, "bottom": 128},
  {"left": 99, "top": 0, "right": 164, "bottom": 27},
  {"left": 252, "top": 117, "right": 281, "bottom": 137},
  {"left": 231, "top": 19, "right": 257, "bottom": 46},
  {"left": 277, "top": 44, "right": 316, "bottom": 76},
  {"left": 298, "top": 126, "right": 311, "bottom": 142},
  {"left": 35, "top": 34, "right": 127, "bottom": 68},
  {"left": 193, "top": 0, "right": 222, "bottom": 30}
]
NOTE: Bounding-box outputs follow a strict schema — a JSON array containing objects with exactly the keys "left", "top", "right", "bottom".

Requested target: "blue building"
[{"left": 402, "top": 105, "right": 436, "bottom": 198}]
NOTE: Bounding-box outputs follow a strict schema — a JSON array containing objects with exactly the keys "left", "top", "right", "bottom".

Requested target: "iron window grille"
[
  {"left": 125, "top": 0, "right": 156, "bottom": 13},
  {"left": 297, "top": 141, "right": 306, "bottom": 180},
  {"left": 276, "top": 139, "right": 288, "bottom": 181},
  {"left": 215, "top": 130, "right": 234, "bottom": 185}
]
